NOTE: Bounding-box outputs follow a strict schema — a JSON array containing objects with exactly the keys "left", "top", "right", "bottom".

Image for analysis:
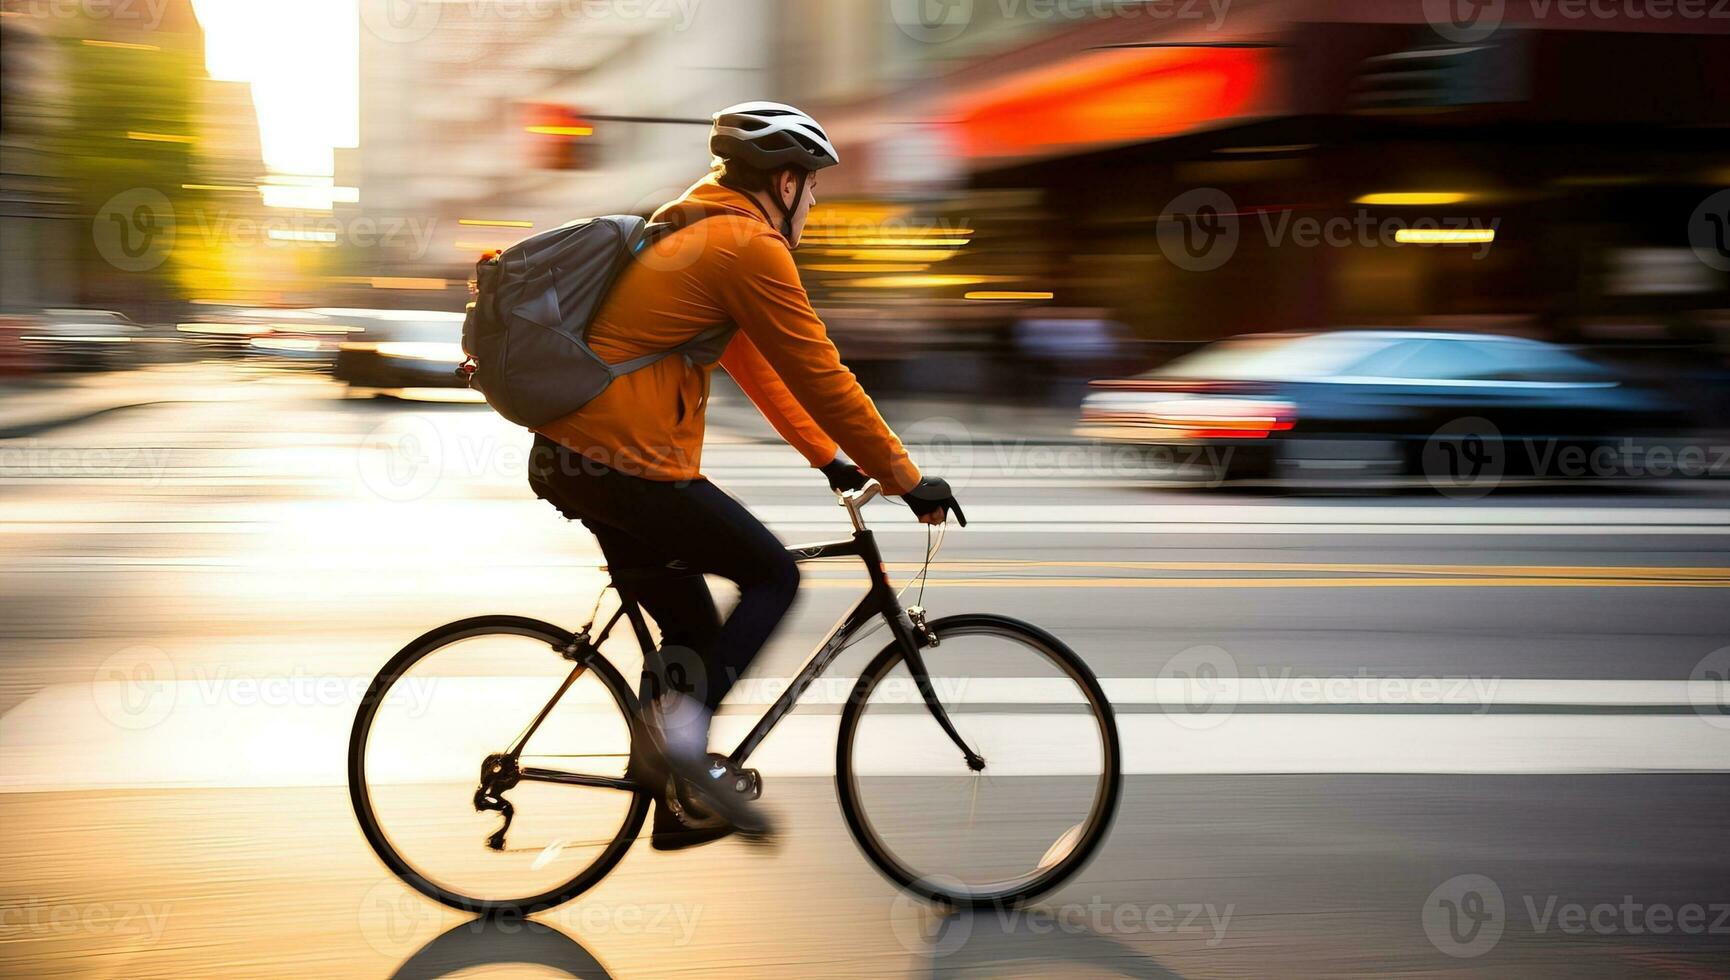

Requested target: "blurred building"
[
  {"left": 339, "top": 0, "right": 775, "bottom": 307},
  {"left": 0, "top": 11, "right": 76, "bottom": 312},
  {"left": 0, "top": 0, "right": 275, "bottom": 318}
]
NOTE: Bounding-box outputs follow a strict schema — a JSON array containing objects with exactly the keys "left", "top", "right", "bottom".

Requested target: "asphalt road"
[{"left": 2, "top": 365, "right": 1729, "bottom": 977}]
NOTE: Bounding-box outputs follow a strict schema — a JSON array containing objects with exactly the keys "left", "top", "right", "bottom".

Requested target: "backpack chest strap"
[{"left": 606, "top": 322, "right": 738, "bottom": 377}]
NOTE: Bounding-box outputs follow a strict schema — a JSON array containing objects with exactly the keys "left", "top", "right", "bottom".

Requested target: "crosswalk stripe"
[{"left": 3, "top": 678, "right": 1725, "bottom": 792}]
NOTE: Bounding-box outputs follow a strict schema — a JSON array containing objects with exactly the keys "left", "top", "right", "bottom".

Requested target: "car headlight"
[{"left": 374, "top": 342, "right": 465, "bottom": 363}]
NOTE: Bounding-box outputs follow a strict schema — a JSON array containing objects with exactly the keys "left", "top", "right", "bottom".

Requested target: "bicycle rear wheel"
[
  {"left": 348, "top": 616, "right": 649, "bottom": 914},
  {"left": 836, "top": 614, "right": 1120, "bottom": 908}
]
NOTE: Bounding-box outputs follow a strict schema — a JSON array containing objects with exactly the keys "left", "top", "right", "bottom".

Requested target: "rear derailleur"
[{"left": 474, "top": 752, "right": 520, "bottom": 851}]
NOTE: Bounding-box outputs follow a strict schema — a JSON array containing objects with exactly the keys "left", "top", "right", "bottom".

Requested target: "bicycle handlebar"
[{"left": 837, "top": 480, "right": 883, "bottom": 532}]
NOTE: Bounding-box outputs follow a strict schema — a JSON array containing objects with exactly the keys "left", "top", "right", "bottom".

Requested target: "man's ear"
[{"left": 777, "top": 168, "right": 797, "bottom": 208}]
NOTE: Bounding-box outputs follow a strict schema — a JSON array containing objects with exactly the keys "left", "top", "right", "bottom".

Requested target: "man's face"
[{"left": 779, "top": 169, "right": 818, "bottom": 246}]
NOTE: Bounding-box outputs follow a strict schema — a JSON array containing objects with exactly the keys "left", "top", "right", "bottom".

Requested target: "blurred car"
[
  {"left": 237, "top": 309, "right": 353, "bottom": 367},
  {"left": 18, "top": 309, "right": 143, "bottom": 370},
  {"left": 0, "top": 315, "right": 45, "bottom": 375},
  {"left": 321, "top": 309, "right": 476, "bottom": 400},
  {"left": 175, "top": 307, "right": 348, "bottom": 362},
  {"left": 1078, "top": 331, "right": 1684, "bottom": 486}
]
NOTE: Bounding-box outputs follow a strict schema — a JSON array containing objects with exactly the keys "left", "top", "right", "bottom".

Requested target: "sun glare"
[{"left": 192, "top": 0, "right": 358, "bottom": 183}]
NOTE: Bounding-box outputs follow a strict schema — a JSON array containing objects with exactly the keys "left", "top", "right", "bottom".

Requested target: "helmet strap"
[{"left": 774, "top": 169, "right": 809, "bottom": 243}]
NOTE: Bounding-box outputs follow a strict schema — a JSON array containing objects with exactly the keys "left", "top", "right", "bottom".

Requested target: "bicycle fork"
[{"left": 890, "top": 607, "right": 986, "bottom": 772}]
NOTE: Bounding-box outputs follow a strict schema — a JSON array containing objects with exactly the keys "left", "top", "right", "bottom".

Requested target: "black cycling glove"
[
  {"left": 820, "top": 458, "right": 869, "bottom": 493},
  {"left": 903, "top": 476, "right": 967, "bottom": 527}
]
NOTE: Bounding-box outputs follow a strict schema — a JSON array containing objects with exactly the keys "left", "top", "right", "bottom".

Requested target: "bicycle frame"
[{"left": 509, "top": 483, "right": 981, "bottom": 799}]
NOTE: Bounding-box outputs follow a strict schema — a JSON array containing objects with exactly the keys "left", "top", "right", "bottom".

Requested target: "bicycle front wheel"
[
  {"left": 836, "top": 614, "right": 1121, "bottom": 908},
  {"left": 348, "top": 616, "right": 649, "bottom": 914}
]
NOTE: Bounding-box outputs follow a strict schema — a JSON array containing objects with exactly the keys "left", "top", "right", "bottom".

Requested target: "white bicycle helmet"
[{"left": 709, "top": 101, "right": 840, "bottom": 173}]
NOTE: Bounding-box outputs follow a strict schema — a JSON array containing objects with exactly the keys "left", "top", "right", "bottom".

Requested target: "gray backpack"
[{"left": 460, "top": 212, "right": 734, "bottom": 428}]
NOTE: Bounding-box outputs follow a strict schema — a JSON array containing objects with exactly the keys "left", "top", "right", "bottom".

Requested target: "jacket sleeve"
[
  {"left": 710, "top": 234, "right": 922, "bottom": 494},
  {"left": 719, "top": 330, "right": 839, "bottom": 469}
]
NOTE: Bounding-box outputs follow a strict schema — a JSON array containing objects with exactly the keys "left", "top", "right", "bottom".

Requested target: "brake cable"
[
  {"left": 914, "top": 521, "right": 946, "bottom": 609},
  {"left": 837, "top": 518, "right": 948, "bottom": 654}
]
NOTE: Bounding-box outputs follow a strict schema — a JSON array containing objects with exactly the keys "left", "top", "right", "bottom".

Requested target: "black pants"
[{"left": 527, "top": 435, "right": 799, "bottom": 711}]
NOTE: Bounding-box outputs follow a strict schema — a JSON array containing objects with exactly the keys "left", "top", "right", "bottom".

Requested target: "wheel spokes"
[
  {"left": 840, "top": 623, "right": 1119, "bottom": 904},
  {"left": 352, "top": 624, "right": 648, "bottom": 911}
]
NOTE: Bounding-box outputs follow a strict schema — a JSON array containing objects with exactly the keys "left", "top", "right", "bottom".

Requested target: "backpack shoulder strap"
[
  {"left": 605, "top": 203, "right": 741, "bottom": 378},
  {"left": 638, "top": 202, "right": 730, "bottom": 250}
]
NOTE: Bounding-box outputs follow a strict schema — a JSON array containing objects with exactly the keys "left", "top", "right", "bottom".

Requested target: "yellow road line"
[
  {"left": 869, "top": 560, "right": 1730, "bottom": 581},
  {"left": 804, "top": 576, "right": 1730, "bottom": 589}
]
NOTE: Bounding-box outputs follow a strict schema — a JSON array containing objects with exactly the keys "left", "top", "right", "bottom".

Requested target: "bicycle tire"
[
  {"left": 348, "top": 615, "right": 649, "bottom": 914},
  {"left": 835, "top": 613, "right": 1121, "bottom": 908}
]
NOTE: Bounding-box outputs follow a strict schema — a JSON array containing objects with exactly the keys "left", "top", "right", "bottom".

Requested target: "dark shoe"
[
  {"left": 666, "top": 754, "right": 778, "bottom": 845},
  {"left": 632, "top": 706, "right": 778, "bottom": 846},
  {"left": 631, "top": 739, "right": 748, "bottom": 850},
  {"left": 649, "top": 798, "right": 735, "bottom": 851}
]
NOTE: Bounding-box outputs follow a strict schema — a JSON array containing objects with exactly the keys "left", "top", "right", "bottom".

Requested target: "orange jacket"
[{"left": 536, "top": 175, "right": 922, "bottom": 494}]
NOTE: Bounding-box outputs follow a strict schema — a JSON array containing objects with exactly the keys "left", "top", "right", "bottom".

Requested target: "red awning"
[{"left": 943, "top": 45, "right": 1278, "bottom": 165}]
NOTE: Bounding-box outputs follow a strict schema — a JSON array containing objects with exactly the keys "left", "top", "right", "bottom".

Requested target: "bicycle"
[{"left": 348, "top": 482, "right": 1120, "bottom": 914}]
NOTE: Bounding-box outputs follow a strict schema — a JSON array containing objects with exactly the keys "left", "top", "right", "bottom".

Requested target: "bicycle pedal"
[
  {"left": 701, "top": 754, "right": 761, "bottom": 800},
  {"left": 736, "top": 768, "right": 762, "bottom": 801}
]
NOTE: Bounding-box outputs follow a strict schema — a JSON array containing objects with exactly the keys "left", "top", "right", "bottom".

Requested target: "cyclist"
[{"left": 527, "top": 101, "right": 965, "bottom": 847}]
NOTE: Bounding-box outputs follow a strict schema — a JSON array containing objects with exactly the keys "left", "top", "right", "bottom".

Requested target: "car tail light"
[
  {"left": 1147, "top": 398, "right": 1296, "bottom": 438},
  {"left": 1081, "top": 396, "right": 1296, "bottom": 439}
]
